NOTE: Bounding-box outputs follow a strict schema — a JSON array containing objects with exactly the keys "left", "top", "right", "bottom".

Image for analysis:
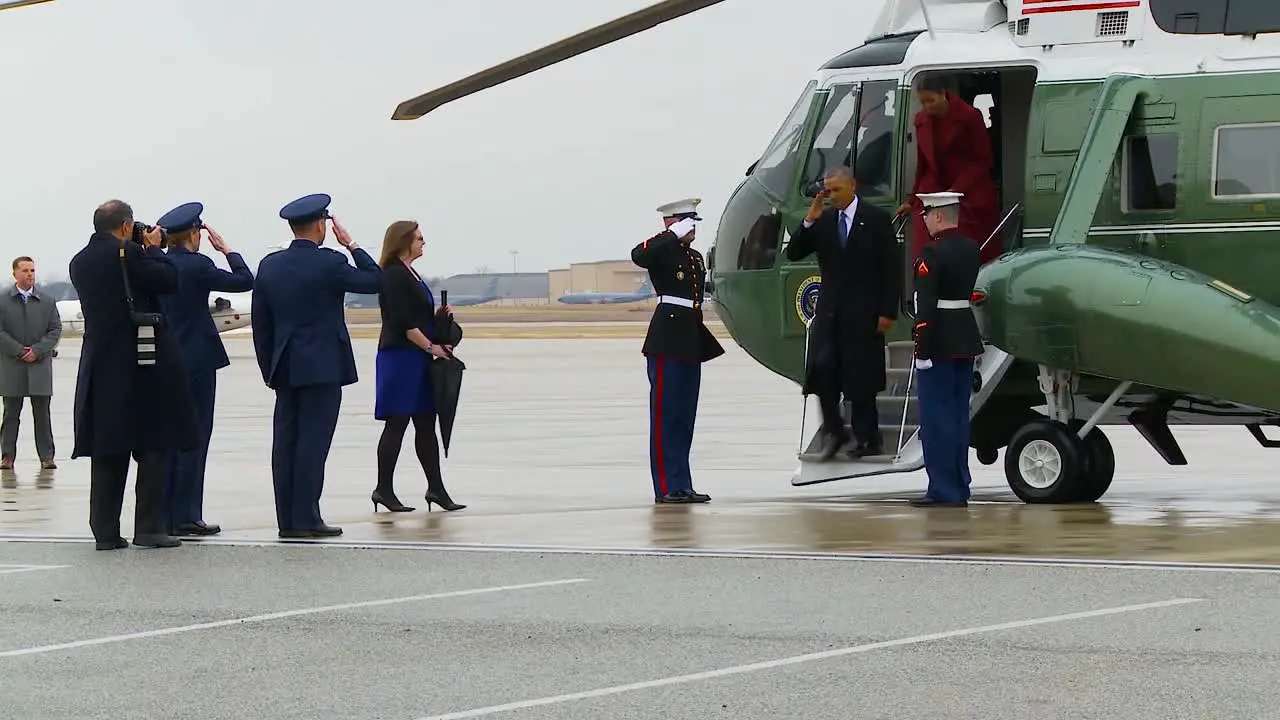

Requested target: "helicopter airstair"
[{"left": 792, "top": 336, "right": 1015, "bottom": 486}]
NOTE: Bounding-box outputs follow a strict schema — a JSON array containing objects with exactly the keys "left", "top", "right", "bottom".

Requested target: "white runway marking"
[
  {"left": 414, "top": 597, "right": 1204, "bottom": 719},
  {"left": 0, "top": 564, "right": 68, "bottom": 576},
  {"left": 0, "top": 578, "right": 587, "bottom": 659},
  {"left": 3, "top": 533, "right": 1280, "bottom": 573}
]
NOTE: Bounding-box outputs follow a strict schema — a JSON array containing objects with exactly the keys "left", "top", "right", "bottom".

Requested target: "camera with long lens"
[
  {"left": 802, "top": 180, "right": 828, "bottom": 199},
  {"left": 131, "top": 221, "right": 170, "bottom": 249}
]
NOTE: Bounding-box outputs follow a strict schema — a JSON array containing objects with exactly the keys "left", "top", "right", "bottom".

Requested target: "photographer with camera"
[
  {"left": 68, "top": 199, "right": 199, "bottom": 551},
  {"left": 156, "top": 202, "right": 254, "bottom": 538}
]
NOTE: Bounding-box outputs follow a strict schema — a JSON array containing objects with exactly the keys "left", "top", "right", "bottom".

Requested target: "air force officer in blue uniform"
[
  {"left": 156, "top": 202, "right": 254, "bottom": 537},
  {"left": 631, "top": 198, "right": 724, "bottom": 504},
  {"left": 251, "top": 194, "right": 383, "bottom": 538}
]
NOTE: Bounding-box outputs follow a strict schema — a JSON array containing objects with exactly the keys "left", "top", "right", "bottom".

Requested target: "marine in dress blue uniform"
[
  {"left": 631, "top": 198, "right": 725, "bottom": 504},
  {"left": 156, "top": 202, "right": 254, "bottom": 537},
  {"left": 909, "top": 192, "right": 984, "bottom": 508},
  {"left": 251, "top": 194, "right": 383, "bottom": 537}
]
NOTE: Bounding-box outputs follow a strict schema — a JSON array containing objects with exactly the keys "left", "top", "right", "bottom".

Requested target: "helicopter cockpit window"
[
  {"left": 750, "top": 80, "right": 818, "bottom": 199},
  {"left": 1122, "top": 134, "right": 1178, "bottom": 211},
  {"left": 800, "top": 84, "right": 859, "bottom": 190},
  {"left": 1212, "top": 124, "right": 1280, "bottom": 199}
]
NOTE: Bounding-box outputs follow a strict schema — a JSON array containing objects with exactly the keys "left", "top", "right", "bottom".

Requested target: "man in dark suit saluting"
[
  {"left": 786, "top": 167, "right": 901, "bottom": 460},
  {"left": 251, "top": 194, "right": 383, "bottom": 538},
  {"left": 156, "top": 201, "right": 255, "bottom": 537}
]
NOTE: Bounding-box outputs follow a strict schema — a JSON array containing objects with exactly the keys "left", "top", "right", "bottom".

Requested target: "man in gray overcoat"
[{"left": 0, "top": 256, "right": 62, "bottom": 470}]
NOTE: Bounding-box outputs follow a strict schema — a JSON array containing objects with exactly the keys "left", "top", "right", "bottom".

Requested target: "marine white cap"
[
  {"left": 656, "top": 197, "right": 702, "bottom": 220},
  {"left": 917, "top": 191, "right": 964, "bottom": 209}
]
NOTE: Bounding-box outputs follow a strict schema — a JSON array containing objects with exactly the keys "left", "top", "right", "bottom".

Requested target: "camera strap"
[{"left": 117, "top": 240, "right": 137, "bottom": 314}]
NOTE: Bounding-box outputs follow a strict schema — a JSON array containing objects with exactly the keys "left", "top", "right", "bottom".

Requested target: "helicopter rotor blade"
[
  {"left": 391, "top": 0, "right": 730, "bottom": 121},
  {"left": 0, "top": 0, "right": 58, "bottom": 11}
]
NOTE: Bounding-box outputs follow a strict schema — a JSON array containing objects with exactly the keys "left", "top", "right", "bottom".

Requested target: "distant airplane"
[
  {"left": 446, "top": 277, "right": 501, "bottom": 306},
  {"left": 558, "top": 278, "right": 654, "bottom": 305},
  {"left": 56, "top": 296, "right": 250, "bottom": 334}
]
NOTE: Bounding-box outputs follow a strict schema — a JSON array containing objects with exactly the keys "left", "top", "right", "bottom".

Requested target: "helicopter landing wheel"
[
  {"left": 975, "top": 447, "right": 998, "bottom": 465},
  {"left": 1004, "top": 419, "right": 1084, "bottom": 504},
  {"left": 1066, "top": 420, "right": 1115, "bottom": 503}
]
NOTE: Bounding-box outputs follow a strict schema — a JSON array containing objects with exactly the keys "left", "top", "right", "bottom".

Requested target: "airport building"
[{"left": 548, "top": 260, "right": 647, "bottom": 298}]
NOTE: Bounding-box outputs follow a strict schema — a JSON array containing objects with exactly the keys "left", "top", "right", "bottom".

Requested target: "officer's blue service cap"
[
  {"left": 279, "top": 193, "right": 332, "bottom": 224},
  {"left": 156, "top": 202, "right": 205, "bottom": 233},
  {"left": 657, "top": 197, "right": 702, "bottom": 221},
  {"left": 917, "top": 191, "right": 964, "bottom": 209}
]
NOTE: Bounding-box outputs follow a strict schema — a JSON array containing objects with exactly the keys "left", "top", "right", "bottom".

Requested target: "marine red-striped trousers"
[{"left": 646, "top": 354, "right": 701, "bottom": 498}]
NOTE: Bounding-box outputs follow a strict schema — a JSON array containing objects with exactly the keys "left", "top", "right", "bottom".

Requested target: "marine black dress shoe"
[
  {"left": 309, "top": 525, "right": 343, "bottom": 537},
  {"left": 95, "top": 537, "right": 129, "bottom": 551},
  {"left": 173, "top": 521, "right": 221, "bottom": 536},
  {"left": 656, "top": 491, "right": 710, "bottom": 504},
  {"left": 133, "top": 534, "right": 182, "bottom": 548},
  {"left": 907, "top": 496, "right": 968, "bottom": 508}
]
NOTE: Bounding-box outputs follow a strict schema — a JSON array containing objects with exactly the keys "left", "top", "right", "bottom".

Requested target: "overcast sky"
[{"left": 1, "top": 0, "right": 882, "bottom": 281}]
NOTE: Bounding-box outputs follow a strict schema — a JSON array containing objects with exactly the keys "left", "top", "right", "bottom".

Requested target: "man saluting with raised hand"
[
  {"left": 251, "top": 193, "right": 383, "bottom": 538},
  {"left": 631, "top": 197, "right": 724, "bottom": 505}
]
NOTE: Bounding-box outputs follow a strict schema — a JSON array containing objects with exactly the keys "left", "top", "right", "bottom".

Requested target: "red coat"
[{"left": 907, "top": 95, "right": 1002, "bottom": 265}]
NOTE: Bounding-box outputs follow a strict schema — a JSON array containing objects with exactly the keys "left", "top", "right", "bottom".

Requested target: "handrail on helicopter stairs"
[{"left": 791, "top": 202, "right": 1023, "bottom": 486}]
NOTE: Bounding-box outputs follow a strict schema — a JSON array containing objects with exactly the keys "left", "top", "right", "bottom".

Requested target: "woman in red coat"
[{"left": 897, "top": 77, "right": 1003, "bottom": 265}]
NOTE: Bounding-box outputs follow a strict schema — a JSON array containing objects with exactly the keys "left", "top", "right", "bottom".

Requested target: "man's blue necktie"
[{"left": 838, "top": 212, "right": 849, "bottom": 248}]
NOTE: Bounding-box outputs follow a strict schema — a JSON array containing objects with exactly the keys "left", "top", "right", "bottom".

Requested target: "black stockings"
[{"left": 376, "top": 413, "right": 443, "bottom": 497}]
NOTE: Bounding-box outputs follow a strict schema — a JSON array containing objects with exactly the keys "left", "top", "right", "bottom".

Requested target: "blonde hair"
[{"left": 378, "top": 220, "right": 420, "bottom": 268}]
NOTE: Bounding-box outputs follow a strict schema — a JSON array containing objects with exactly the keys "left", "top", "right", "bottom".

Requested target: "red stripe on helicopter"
[{"left": 1022, "top": 0, "right": 1140, "bottom": 13}]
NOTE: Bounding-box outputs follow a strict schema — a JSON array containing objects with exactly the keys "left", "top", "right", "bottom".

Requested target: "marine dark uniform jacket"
[
  {"left": 912, "top": 228, "right": 984, "bottom": 360},
  {"left": 630, "top": 230, "right": 724, "bottom": 363}
]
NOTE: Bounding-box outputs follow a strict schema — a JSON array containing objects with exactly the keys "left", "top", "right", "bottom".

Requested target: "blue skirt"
[{"left": 374, "top": 346, "right": 434, "bottom": 420}]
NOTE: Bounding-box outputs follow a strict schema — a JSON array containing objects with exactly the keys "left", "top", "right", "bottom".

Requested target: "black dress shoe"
[
  {"left": 133, "top": 534, "right": 182, "bottom": 548},
  {"left": 907, "top": 496, "right": 968, "bottom": 508},
  {"left": 687, "top": 490, "right": 711, "bottom": 503},
  {"left": 278, "top": 529, "right": 312, "bottom": 539},
  {"left": 309, "top": 525, "right": 343, "bottom": 537},
  {"left": 173, "top": 521, "right": 221, "bottom": 536},
  {"left": 656, "top": 492, "right": 694, "bottom": 504},
  {"left": 95, "top": 537, "right": 129, "bottom": 551},
  {"left": 820, "top": 432, "right": 851, "bottom": 461}
]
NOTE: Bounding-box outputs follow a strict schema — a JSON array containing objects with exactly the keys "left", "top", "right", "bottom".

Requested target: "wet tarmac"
[
  {"left": 4, "top": 338, "right": 1280, "bottom": 718},
  {"left": 3, "top": 337, "right": 1280, "bottom": 565}
]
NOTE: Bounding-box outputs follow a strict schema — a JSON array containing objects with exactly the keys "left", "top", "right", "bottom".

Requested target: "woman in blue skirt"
[{"left": 370, "top": 220, "right": 465, "bottom": 513}]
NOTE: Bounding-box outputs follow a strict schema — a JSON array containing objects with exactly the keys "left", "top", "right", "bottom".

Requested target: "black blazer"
[{"left": 377, "top": 261, "right": 438, "bottom": 351}]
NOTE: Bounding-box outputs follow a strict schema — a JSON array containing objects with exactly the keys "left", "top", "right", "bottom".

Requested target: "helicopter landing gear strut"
[{"left": 1003, "top": 366, "right": 1131, "bottom": 504}]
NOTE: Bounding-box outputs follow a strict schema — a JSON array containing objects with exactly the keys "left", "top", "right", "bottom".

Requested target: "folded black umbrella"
[
  {"left": 430, "top": 354, "right": 465, "bottom": 457},
  {"left": 431, "top": 291, "right": 465, "bottom": 456}
]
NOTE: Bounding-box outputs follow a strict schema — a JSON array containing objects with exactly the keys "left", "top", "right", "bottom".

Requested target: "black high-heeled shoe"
[
  {"left": 424, "top": 489, "right": 465, "bottom": 512},
  {"left": 371, "top": 490, "right": 415, "bottom": 512}
]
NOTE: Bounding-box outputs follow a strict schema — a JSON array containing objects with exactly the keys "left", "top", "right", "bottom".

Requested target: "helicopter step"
[{"left": 792, "top": 340, "right": 1015, "bottom": 487}]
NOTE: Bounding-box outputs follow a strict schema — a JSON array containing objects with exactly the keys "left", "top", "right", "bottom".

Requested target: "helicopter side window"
[
  {"left": 1212, "top": 124, "right": 1280, "bottom": 199},
  {"left": 750, "top": 80, "right": 819, "bottom": 199},
  {"left": 1122, "top": 134, "right": 1178, "bottom": 212},
  {"left": 853, "top": 80, "right": 897, "bottom": 199}
]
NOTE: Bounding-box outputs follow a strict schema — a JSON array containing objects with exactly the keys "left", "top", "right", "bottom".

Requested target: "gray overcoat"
[{"left": 0, "top": 286, "right": 62, "bottom": 397}]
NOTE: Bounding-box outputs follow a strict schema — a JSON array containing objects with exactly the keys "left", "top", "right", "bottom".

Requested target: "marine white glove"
[
  {"left": 914, "top": 358, "right": 933, "bottom": 370},
  {"left": 668, "top": 218, "right": 696, "bottom": 239}
]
